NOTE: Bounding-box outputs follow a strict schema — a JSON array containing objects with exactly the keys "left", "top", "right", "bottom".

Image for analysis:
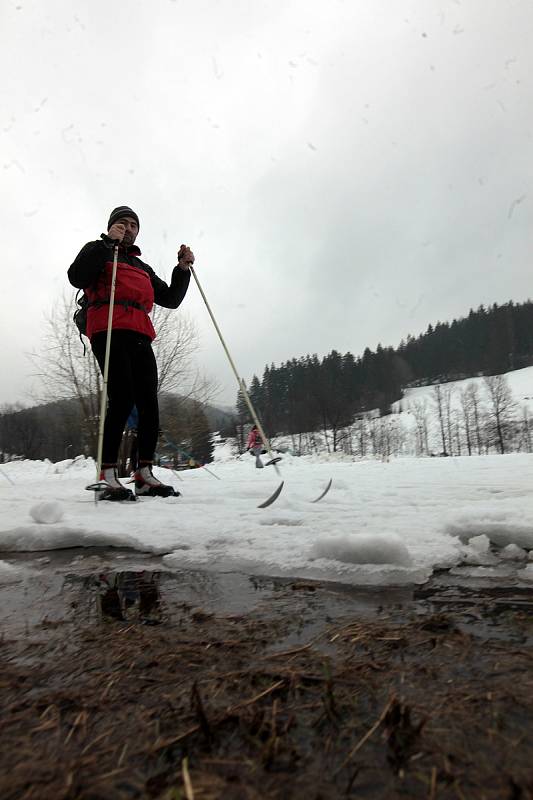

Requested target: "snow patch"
[
  {"left": 0, "top": 452, "right": 531, "bottom": 587},
  {"left": 30, "top": 501, "right": 65, "bottom": 524},
  {"left": 259, "top": 516, "right": 304, "bottom": 527},
  {"left": 0, "top": 525, "right": 170, "bottom": 554}
]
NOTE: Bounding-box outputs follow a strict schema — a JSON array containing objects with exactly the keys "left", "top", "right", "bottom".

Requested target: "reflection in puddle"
[
  {"left": 61, "top": 567, "right": 286, "bottom": 630},
  {"left": 3, "top": 548, "right": 532, "bottom": 646},
  {"left": 93, "top": 572, "right": 162, "bottom": 625}
]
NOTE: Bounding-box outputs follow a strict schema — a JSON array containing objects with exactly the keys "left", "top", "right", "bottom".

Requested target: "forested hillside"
[
  {"left": 2, "top": 301, "right": 531, "bottom": 462},
  {"left": 237, "top": 301, "right": 533, "bottom": 439}
]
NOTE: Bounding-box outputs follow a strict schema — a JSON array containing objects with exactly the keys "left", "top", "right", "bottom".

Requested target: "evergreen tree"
[{"left": 234, "top": 388, "right": 250, "bottom": 453}]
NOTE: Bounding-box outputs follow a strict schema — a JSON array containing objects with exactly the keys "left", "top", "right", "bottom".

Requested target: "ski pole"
[
  {"left": 95, "top": 244, "right": 119, "bottom": 483},
  {"left": 0, "top": 465, "right": 15, "bottom": 485},
  {"left": 162, "top": 433, "right": 221, "bottom": 480},
  {"left": 189, "top": 266, "right": 281, "bottom": 476}
]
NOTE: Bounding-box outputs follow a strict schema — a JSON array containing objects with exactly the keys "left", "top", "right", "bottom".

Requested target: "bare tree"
[
  {"left": 409, "top": 399, "right": 431, "bottom": 456},
  {"left": 459, "top": 388, "right": 474, "bottom": 455},
  {"left": 151, "top": 305, "right": 217, "bottom": 402},
  {"left": 29, "top": 292, "right": 217, "bottom": 456},
  {"left": 340, "top": 424, "right": 356, "bottom": 457},
  {"left": 28, "top": 294, "right": 102, "bottom": 453},
  {"left": 464, "top": 382, "right": 484, "bottom": 454},
  {"left": 352, "top": 417, "right": 370, "bottom": 458},
  {"left": 368, "top": 416, "right": 405, "bottom": 460},
  {"left": 452, "top": 413, "right": 462, "bottom": 455},
  {"left": 443, "top": 386, "right": 455, "bottom": 455},
  {"left": 483, "top": 375, "right": 517, "bottom": 454},
  {"left": 432, "top": 384, "right": 451, "bottom": 455},
  {"left": 519, "top": 406, "right": 532, "bottom": 453}
]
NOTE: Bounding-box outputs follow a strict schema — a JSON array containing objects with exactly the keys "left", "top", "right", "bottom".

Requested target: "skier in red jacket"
[
  {"left": 246, "top": 425, "right": 265, "bottom": 469},
  {"left": 68, "top": 206, "right": 194, "bottom": 500}
]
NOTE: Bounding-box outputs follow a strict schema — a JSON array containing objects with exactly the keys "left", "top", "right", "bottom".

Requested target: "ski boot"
[
  {"left": 86, "top": 466, "right": 136, "bottom": 502},
  {"left": 134, "top": 463, "right": 180, "bottom": 498}
]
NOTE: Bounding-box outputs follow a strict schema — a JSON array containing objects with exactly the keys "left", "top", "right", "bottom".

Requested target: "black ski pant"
[{"left": 91, "top": 330, "right": 159, "bottom": 467}]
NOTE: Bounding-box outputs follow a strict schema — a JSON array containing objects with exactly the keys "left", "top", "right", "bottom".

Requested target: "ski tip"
[
  {"left": 310, "top": 478, "right": 333, "bottom": 503},
  {"left": 257, "top": 480, "right": 284, "bottom": 509},
  {"left": 265, "top": 456, "right": 282, "bottom": 467}
]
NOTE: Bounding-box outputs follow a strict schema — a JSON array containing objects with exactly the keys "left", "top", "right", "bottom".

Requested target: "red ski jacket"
[
  {"left": 247, "top": 428, "right": 262, "bottom": 449},
  {"left": 68, "top": 237, "right": 190, "bottom": 341}
]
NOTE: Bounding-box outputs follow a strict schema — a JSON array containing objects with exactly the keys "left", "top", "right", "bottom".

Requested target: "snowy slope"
[{"left": 394, "top": 365, "right": 533, "bottom": 415}]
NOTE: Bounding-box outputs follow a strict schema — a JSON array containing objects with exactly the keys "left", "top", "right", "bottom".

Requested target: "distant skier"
[
  {"left": 247, "top": 425, "right": 265, "bottom": 469},
  {"left": 68, "top": 206, "right": 194, "bottom": 500}
]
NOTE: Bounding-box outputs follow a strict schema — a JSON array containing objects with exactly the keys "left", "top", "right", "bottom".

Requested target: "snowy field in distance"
[
  {"left": 389, "top": 365, "right": 533, "bottom": 444},
  {"left": 394, "top": 365, "right": 533, "bottom": 416},
  {"left": 0, "top": 451, "right": 532, "bottom": 587}
]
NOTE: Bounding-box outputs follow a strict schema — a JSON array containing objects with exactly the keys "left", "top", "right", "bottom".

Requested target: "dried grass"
[{"left": 0, "top": 586, "right": 532, "bottom": 799}]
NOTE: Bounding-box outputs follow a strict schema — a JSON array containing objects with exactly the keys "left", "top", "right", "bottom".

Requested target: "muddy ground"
[{"left": 1, "top": 550, "right": 532, "bottom": 799}]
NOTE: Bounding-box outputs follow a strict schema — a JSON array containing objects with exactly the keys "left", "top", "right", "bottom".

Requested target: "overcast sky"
[{"left": 1, "top": 0, "right": 531, "bottom": 409}]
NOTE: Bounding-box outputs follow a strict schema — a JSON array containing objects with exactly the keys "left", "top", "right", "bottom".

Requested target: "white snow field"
[{"left": 0, "top": 451, "right": 531, "bottom": 586}]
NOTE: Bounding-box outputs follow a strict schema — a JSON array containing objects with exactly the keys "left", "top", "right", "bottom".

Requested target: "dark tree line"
[
  {"left": 237, "top": 300, "right": 533, "bottom": 442},
  {"left": 0, "top": 400, "right": 86, "bottom": 462},
  {"left": 0, "top": 394, "right": 214, "bottom": 465},
  {"left": 398, "top": 300, "right": 533, "bottom": 382}
]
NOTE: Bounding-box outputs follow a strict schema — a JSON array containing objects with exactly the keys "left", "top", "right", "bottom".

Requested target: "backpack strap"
[
  {"left": 88, "top": 298, "right": 148, "bottom": 313},
  {"left": 73, "top": 290, "right": 88, "bottom": 356},
  {"left": 73, "top": 294, "right": 149, "bottom": 357}
]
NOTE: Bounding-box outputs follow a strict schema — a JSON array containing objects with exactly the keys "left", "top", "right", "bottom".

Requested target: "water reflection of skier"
[
  {"left": 97, "top": 571, "right": 161, "bottom": 624},
  {"left": 246, "top": 425, "right": 265, "bottom": 469}
]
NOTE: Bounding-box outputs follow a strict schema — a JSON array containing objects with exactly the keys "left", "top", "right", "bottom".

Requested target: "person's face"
[{"left": 117, "top": 216, "right": 139, "bottom": 246}]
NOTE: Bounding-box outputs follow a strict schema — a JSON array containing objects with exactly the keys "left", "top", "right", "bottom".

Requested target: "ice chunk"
[
  {"left": 459, "top": 534, "right": 498, "bottom": 566},
  {"left": 469, "top": 534, "right": 491, "bottom": 553},
  {"left": 446, "top": 519, "right": 533, "bottom": 550},
  {"left": 500, "top": 544, "right": 528, "bottom": 561},
  {"left": 311, "top": 533, "right": 412, "bottom": 566}
]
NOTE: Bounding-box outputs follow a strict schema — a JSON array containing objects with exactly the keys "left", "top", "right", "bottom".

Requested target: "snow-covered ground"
[
  {"left": 0, "top": 451, "right": 531, "bottom": 587},
  {"left": 391, "top": 365, "right": 533, "bottom": 454},
  {"left": 394, "top": 365, "right": 533, "bottom": 415}
]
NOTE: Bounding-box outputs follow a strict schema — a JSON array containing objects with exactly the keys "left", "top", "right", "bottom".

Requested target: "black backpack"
[{"left": 73, "top": 290, "right": 89, "bottom": 337}]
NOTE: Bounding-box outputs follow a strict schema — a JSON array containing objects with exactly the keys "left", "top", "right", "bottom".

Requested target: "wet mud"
[{"left": 0, "top": 548, "right": 532, "bottom": 798}]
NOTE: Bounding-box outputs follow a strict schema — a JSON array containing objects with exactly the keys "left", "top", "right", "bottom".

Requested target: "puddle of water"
[
  {"left": 0, "top": 549, "right": 282, "bottom": 635},
  {"left": 413, "top": 570, "right": 533, "bottom": 644},
  {"left": 1, "top": 548, "right": 531, "bottom": 645}
]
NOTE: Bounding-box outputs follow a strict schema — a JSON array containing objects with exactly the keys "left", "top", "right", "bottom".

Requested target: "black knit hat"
[{"left": 107, "top": 206, "right": 140, "bottom": 230}]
